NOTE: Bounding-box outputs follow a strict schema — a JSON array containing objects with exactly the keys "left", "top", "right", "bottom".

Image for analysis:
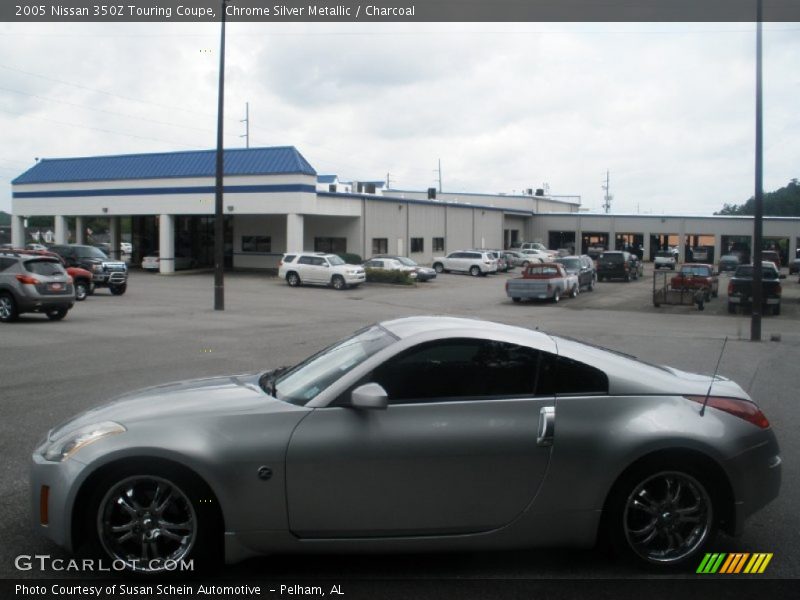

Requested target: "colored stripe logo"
[{"left": 697, "top": 553, "right": 773, "bottom": 574}]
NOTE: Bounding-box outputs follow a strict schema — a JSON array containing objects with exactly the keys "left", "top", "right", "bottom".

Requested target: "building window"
[
  {"left": 241, "top": 235, "right": 271, "bottom": 253},
  {"left": 410, "top": 237, "right": 424, "bottom": 253},
  {"left": 328, "top": 184, "right": 337, "bottom": 192},
  {"left": 314, "top": 237, "right": 347, "bottom": 254},
  {"left": 433, "top": 237, "right": 445, "bottom": 252},
  {"left": 372, "top": 238, "right": 388, "bottom": 255}
]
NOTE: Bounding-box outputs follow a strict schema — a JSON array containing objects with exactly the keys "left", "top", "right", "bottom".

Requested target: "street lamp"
[{"left": 214, "top": 0, "right": 230, "bottom": 311}]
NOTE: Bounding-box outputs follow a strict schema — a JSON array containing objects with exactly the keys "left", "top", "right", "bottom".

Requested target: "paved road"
[{"left": 1, "top": 267, "right": 798, "bottom": 582}]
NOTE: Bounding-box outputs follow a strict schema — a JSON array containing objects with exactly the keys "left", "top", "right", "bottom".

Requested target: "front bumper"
[
  {"left": 29, "top": 452, "right": 88, "bottom": 551},
  {"left": 92, "top": 272, "right": 127, "bottom": 285},
  {"left": 343, "top": 273, "right": 366, "bottom": 284}
]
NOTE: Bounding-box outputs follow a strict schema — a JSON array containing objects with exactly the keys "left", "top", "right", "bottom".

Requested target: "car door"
[
  {"left": 445, "top": 252, "right": 464, "bottom": 272},
  {"left": 285, "top": 337, "right": 556, "bottom": 538}
]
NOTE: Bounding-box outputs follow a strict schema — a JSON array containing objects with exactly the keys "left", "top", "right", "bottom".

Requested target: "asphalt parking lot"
[{"left": 1, "top": 265, "right": 799, "bottom": 582}]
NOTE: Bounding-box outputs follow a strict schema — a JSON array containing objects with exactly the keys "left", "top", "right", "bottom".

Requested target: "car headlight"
[
  {"left": 92, "top": 265, "right": 103, "bottom": 273},
  {"left": 41, "top": 421, "right": 126, "bottom": 462}
]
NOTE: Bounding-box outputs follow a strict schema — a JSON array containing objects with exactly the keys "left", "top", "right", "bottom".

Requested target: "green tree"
[{"left": 715, "top": 179, "right": 800, "bottom": 216}]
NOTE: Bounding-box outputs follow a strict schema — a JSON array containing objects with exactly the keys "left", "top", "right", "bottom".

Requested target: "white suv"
[
  {"left": 431, "top": 251, "right": 498, "bottom": 276},
  {"left": 279, "top": 253, "right": 366, "bottom": 290},
  {"left": 654, "top": 251, "right": 677, "bottom": 270}
]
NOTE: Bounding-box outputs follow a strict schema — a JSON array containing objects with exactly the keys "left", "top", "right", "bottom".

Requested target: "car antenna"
[{"left": 700, "top": 336, "right": 728, "bottom": 417}]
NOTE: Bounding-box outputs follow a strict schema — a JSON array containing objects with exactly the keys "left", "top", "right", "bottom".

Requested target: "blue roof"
[
  {"left": 12, "top": 146, "right": 316, "bottom": 184},
  {"left": 317, "top": 174, "right": 337, "bottom": 184}
]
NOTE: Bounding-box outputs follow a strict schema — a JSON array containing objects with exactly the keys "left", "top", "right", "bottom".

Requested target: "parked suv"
[
  {"left": 432, "top": 251, "right": 498, "bottom": 276},
  {"left": 597, "top": 251, "right": 640, "bottom": 282},
  {"left": 555, "top": 255, "right": 597, "bottom": 291},
  {"left": 279, "top": 252, "right": 366, "bottom": 290},
  {"left": 0, "top": 250, "right": 75, "bottom": 322},
  {"left": 49, "top": 244, "right": 128, "bottom": 295}
]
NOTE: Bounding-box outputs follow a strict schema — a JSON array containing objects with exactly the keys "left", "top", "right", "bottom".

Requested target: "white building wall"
[
  {"left": 232, "top": 215, "right": 288, "bottom": 269},
  {"left": 303, "top": 216, "right": 362, "bottom": 257}
]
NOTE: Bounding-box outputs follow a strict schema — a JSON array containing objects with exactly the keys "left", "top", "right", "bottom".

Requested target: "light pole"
[
  {"left": 751, "top": 0, "right": 763, "bottom": 340},
  {"left": 214, "top": 0, "right": 230, "bottom": 311}
]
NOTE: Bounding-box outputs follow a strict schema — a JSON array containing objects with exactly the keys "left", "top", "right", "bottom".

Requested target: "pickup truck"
[
  {"left": 727, "top": 262, "right": 785, "bottom": 315},
  {"left": 505, "top": 263, "right": 579, "bottom": 303},
  {"left": 670, "top": 263, "right": 719, "bottom": 300}
]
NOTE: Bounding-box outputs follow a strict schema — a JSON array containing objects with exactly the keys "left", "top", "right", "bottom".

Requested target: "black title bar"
[{"left": 4, "top": 0, "right": 800, "bottom": 23}]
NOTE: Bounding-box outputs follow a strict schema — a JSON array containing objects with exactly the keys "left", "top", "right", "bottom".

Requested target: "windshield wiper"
[{"left": 259, "top": 366, "right": 290, "bottom": 397}]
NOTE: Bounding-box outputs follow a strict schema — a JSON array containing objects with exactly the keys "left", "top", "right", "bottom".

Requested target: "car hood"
[{"left": 47, "top": 373, "right": 278, "bottom": 440}]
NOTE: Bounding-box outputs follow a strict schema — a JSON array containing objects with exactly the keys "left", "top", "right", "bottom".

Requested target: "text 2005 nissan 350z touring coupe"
[{"left": 31, "top": 317, "right": 781, "bottom": 573}]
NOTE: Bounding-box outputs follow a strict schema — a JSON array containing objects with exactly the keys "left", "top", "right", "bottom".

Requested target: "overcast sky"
[{"left": 0, "top": 21, "right": 797, "bottom": 216}]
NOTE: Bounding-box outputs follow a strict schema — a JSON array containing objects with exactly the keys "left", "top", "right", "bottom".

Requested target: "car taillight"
[
  {"left": 684, "top": 395, "right": 770, "bottom": 429},
  {"left": 727, "top": 282, "right": 734, "bottom": 295},
  {"left": 16, "top": 274, "right": 39, "bottom": 285},
  {"left": 776, "top": 284, "right": 782, "bottom": 296},
  {"left": 505, "top": 281, "right": 509, "bottom": 290}
]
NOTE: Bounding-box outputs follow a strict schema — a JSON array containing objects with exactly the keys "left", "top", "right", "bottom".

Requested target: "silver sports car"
[{"left": 31, "top": 317, "right": 781, "bottom": 573}]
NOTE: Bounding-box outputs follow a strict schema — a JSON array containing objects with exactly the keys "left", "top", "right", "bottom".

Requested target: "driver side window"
[{"left": 350, "top": 338, "right": 541, "bottom": 405}]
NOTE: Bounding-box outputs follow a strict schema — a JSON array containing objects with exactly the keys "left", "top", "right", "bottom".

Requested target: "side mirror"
[{"left": 350, "top": 383, "right": 388, "bottom": 410}]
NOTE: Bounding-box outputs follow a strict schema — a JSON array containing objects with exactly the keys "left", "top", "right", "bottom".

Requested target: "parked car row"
[{"left": 0, "top": 245, "right": 130, "bottom": 323}]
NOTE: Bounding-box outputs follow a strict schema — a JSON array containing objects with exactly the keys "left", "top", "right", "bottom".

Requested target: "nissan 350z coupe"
[{"left": 31, "top": 317, "right": 781, "bottom": 573}]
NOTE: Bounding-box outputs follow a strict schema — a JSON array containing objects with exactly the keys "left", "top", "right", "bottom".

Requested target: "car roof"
[{"left": 380, "top": 316, "right": 551, "bottom": 344}]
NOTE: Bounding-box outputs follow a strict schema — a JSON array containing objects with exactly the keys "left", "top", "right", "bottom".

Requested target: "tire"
[
  {"left": 469, "top": 266, "right": 481, "bottom": 277},
  {"left": 552, "top": 290, "right": 560, "bottom": 303},
  {"left": 331, "top": 275, "right": 346, "bottom": 290},
  {"left": 84, "top": 463, "right": 221, "bottom": 574},
  {"left": 588, "top": 277, "right": 595, "bottom": 292},
  {"left": 570, "top": 285, "right": 579, "bottom": 298},
  {"left": 512, "top": 297, "right": 521, "bottom": 303},
  {"left": 46, "top": 307, "right": 69, "bottom": 321},
  {"left": 87, "top": 282, "right": 96, "bottom": 296},
  {"left": 728, "top": 303, "right": 736, "bottom": 314},
  {"left": 109, "top": 284, "right": 127, "bottom": 296},
  {"left": 286, "top": 272, "right": 301, "bottom": 287},
  {"left": 433, "top": 263, "right": 444, "bottom": 273},
  {"left": 0, "top": 292, "right": 19, "bottom": 323},
  {"left": 522, "top": 261, "right": 530, "bottom": 268},
  {"left": 773, "top": 305, "right": 781, "bottom": 316},
  {"left": 625, "top": 273, "right": 631, "bottom": 282},
  {"left": 607, "top": 466, "right": 717, "bottom": 568},
  {"left": 75, "top": 280, "right": 89, "bottom": 302}
]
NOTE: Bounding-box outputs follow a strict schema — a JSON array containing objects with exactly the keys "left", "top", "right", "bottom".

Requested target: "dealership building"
[{"left": 10, "top": 146, "right": 800, "bottom": 273}]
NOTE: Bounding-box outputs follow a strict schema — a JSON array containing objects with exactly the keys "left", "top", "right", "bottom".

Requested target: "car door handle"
[{"left": 537, "top": 406, "right": 555, "bottom": 446}]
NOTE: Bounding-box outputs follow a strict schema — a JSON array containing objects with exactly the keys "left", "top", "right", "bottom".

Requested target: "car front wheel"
[
  {"left": 286, "top": 272, "right": 301, "bottom": 287},
  {"left": 86, "top": 465, "right": 221, "bottom": 574},
  {"left": 332, "top": 275, "right": 346, "bottom": 290},
  {"left": 610, "top": 468, "right": 716, "bottom": 568},
  {"left": 552, "top": 290, "right": 560, "bottom": 303},
  {"left": 109, "top": 284, "right": 127, "bottom": 296}
]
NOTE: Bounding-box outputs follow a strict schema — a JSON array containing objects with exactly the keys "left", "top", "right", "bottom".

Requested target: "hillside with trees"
[
  {"left": 716, "top": 179, "right": 800, "bottom": 216},
  {"left": 0, "top": 211, "right": 10, "bottom": 226}
]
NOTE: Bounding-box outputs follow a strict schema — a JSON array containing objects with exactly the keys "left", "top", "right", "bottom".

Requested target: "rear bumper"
[
  {"left": 728, "top": 296, "right": 780, "bottom": 305},
  {"left": 17, "top": 294, "right": 75, "bottom": 313},
  {"left": 725, "top": 433, "right": 782, "bottom": 536}
]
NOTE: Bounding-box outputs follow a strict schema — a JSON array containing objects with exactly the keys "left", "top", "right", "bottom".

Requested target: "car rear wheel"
[
  {"left": 331, "top": 275, "right": 346, "bottom": 290},
  {"left": 286, "top": 272, "right": 301, "bottom": 287},
  {"left": 46, "top": 307, "right": 68, "bottom": 321},
  {"left": 0, "top": 293, "right": 18, "bottom": 323},
  {"left": 87, "top": 465, "right": 221, "bottom": 574},
  {"left": 469, "top": 266, "right": 481, "bottom": 277},
  {"left": 109, "top": 284, "right": 127, "bottom": 296},
  {"left": 75, "top": 280, "right": 89, "bottom": 301},
  {"left": 433, "top": 263, "right": 444, "bottom": 273},
  {"left": 609, "top": 467, "right": 716, "bottom": 568},
  {"left": 512, "top": 297, "right": 521, "bottom": 303}
]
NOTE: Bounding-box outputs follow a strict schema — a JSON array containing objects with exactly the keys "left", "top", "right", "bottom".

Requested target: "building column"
[
  {"left": 12, "top": 215, "right": 25, "bottom": 247},
  {"left": 158, "top": 214, "right": 175, "bottom": 274},
  {"left": 286, "top": 214, "right": 304, "bottom": 253},
  {"left": 109, "top": 217, "right": 121, "bottom": 260},
  {"left": 75, "top": 217, "right": 85, "bottom": 245},
  {"left": 54, "top": 216, "right": 68, "bottom": 244},
  {"left": 713, "top": 235, "right": 722, "bottom": 266},
  {"left": 788, "top": 236, "right": 797, "bottom": 265},
  {"left": 643, "top": 233, "right": 652, "bottom": 261},
  {"left": 678, "top": 219, "right": 687, "bottom": 264}
]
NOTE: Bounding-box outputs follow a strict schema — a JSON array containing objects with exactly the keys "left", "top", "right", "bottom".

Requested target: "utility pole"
[
  {"left": 436, "top": 159, "right": 443, "bottom": 192},
  {"left": 602, "top": 170, "right": 612, "bottom": 214},
  {"left": 240, "top": 102, "right": 250, "bottom": 148},
  {"left": 751, "top": 0, "right": 764, "bottom": 341},
  {"left": 386, "top": 171, "right": 391, "bottom": 189},
  {"left": 213, "top": 0, "right": 229, "bottom": 311}
]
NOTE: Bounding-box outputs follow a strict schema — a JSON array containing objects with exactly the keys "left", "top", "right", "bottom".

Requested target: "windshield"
[
  {"left": 680, "top": 266, "right": 711, "bottom": 276},
  {"left": 557, "top": 258, "right": 580, "bottom": 271},
  {"left": 656, "top": 251, "right": 673, "bottom": 258},
  {"left": 396, "top": 257, "right": 417, "bottom": 266},
  {"left": 76, "top": 246, "right": 108, "bottom": 259},
  {"left": 327, "top": 255, "right": 345, "bottom": 266},
  {"left": 274, "top": 325, "right": 397, "bottom": 405},
  {"left": 735, "top": 265, "right": 778, "bottom": 280}
]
